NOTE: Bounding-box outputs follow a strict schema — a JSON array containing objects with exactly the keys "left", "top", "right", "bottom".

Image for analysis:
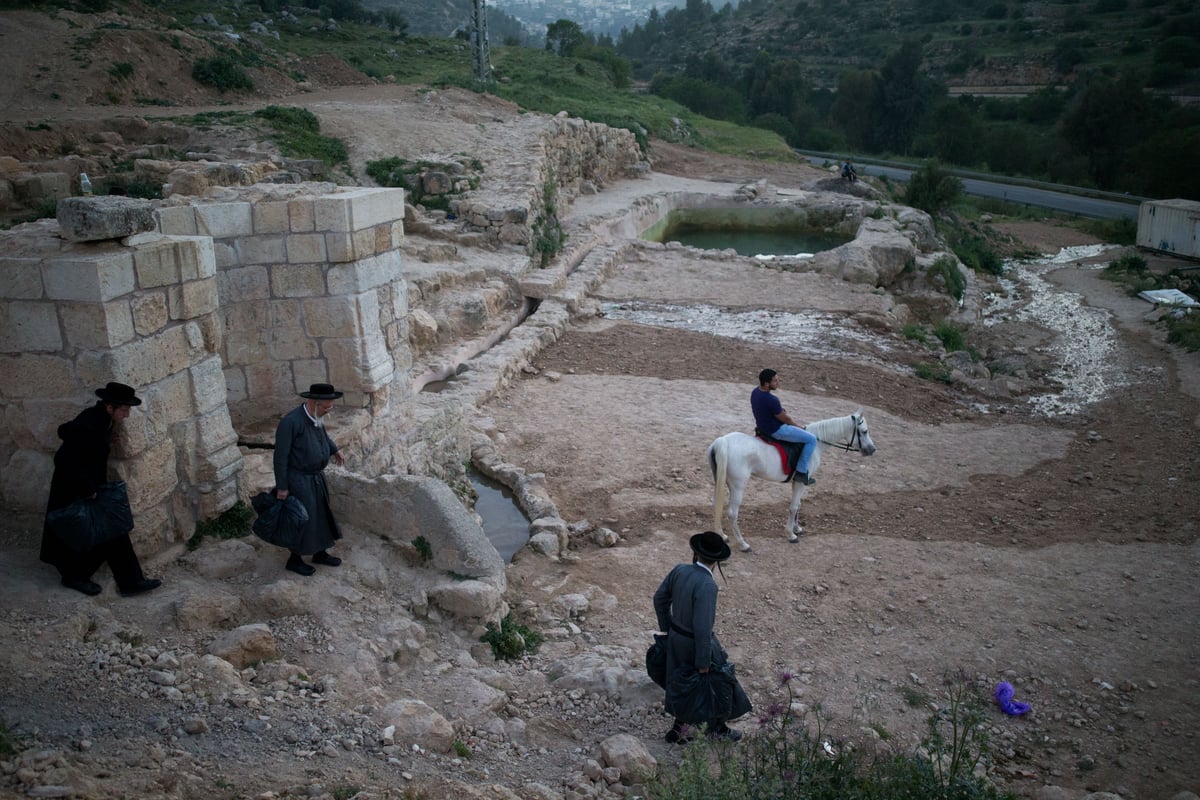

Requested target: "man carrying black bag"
[
  {"left": 653, "top": 531, "right": 752, "bottom": 744},
  {"left": 40, "top": 382, "right": 161, "bottom": 598}
]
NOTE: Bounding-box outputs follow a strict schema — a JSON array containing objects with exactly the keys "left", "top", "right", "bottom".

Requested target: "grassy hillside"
[{"left": 617, "top": 0, "right": 1200, "bottom": 96}]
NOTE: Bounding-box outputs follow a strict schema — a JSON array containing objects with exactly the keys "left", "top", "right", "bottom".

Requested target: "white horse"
[{"left": 708, "top": 411, "right": 876, "bottom": 552}]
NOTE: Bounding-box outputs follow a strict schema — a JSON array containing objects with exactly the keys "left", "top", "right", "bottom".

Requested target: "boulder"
[{"left": 56, "top": 196, "right": 155, "bottom": 242}]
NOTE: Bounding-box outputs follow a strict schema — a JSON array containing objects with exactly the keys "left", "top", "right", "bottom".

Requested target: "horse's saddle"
[{"left": 755, "top": 428, "right": 805, "bottom": 482}]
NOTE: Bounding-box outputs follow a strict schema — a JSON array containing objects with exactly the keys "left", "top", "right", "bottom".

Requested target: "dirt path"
[{"left": 485, "top": 188, "right": 1200, "bottom": 796}]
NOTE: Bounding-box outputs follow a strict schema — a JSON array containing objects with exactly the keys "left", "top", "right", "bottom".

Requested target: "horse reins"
[{"left": 816, "top": 416, "right": 865, "bottom": 452}]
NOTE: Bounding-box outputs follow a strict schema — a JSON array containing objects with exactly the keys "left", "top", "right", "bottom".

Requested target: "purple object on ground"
[{"left": 994, "top": 681, "right": 1031, "bottom": 716}]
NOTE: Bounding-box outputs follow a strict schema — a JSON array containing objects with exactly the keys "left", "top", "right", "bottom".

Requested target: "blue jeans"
[{"left": 770, "top": 425, "right": 816, "bottom": 475}]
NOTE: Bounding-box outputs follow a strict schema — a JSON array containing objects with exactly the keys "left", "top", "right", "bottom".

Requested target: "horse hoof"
[
  {"left": 788, "top": 535, "right": 799, "bottom": 543},
  {"left": 740, "top": 544, "right": 752, "bottom": 553}
]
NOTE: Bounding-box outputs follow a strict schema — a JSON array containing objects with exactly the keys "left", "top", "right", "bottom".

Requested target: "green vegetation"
[
  {"left": 192, "top": 56, "right": 253, "bottom": 92},
  {"left": 107, "top": 61, "right": 133, "bottom": 81},
  {"left": 0, "top": 719, "right": 18, "bottom": 756},
  {"left": 1078, "top": 216, "right": 1138, "bottom": 246},
  {"left": 331, "top": 786, "right": 361, "bottom": 800},
  {"left": 946, "top": 226, "right": 1004, "bottom": 276},
  {"left": 1101, "top": 253, "right": 1200, "bottom": 350},
  {"left": 906, "top": 161, "right": 962, "bottom": 215},
  {"left": 481, "top": 612, "right": 543, "bottom": 660},
  {"left": 253, "top": 105, "right": 347, "bottom": 166},
  {"left": 532, "top": 172, "right": 566, "bottom": 267},
  {"left": 186, "top": 500, "right": 254, "bottom": 550},
  {"left": 612, "top": 0, "right": 1200, "bottom": 200},
  {"left": 452, "top": 738, "right": 472, "bottom": 758},
  {"left": 934, "top": 320, "right": 967, "bottom": 352},
  {"left": 915, "top": 361, "right": 954, "bottom": 384},
  {"left": 649, "top": 671, "right": 1015, "bottom": 800},
  {"left": 927, "top": 254, "right": 967, "bottom": 301},
  {"left": 411, "top": 535, "right": 432, "bottom": 562}
]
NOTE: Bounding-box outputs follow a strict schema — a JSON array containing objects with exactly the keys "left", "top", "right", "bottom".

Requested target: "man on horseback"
[{"left": 751, "top": 369, "right": 817, "bottom": 485}]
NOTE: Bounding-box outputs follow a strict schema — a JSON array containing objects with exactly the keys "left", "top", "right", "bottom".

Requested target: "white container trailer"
[{"left": 1137, "top": 199, "right": 1200, "bottom": 261}]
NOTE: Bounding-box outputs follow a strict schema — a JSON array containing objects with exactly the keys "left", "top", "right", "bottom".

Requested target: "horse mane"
[{"left": 806, "top": 413, "right": 853, "bottom": 446}]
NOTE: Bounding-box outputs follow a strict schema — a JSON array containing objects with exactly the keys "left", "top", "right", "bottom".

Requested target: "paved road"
[{"left": 801, "top": 154, "right": 1142, "bottom": 220}]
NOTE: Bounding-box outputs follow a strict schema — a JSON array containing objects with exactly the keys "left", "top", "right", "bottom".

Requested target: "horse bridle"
[{"left": 817, "top": 413, "right": 867, "bottom": 452}]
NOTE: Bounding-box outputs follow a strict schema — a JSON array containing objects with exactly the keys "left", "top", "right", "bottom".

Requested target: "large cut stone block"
[
  {"left": 0, "top": 257, "right": 44, "bottom": 299},
  {"left": 155, "top": 205, "right": 198, "bottom": 236},
  {"left": 195, "top": 202, "right": 253, "bottom": 238},
  {"left": 130, "top": 291, "right": 168, "bottom": 336},
  {"left": 270, "top": 263, "right": 326, "bottom": 298},
  {"left": 174, "top": 236, "right": 217, "bottom": 280},
  {"left": 302, "top": 293, "right": 374, "bottom": 338},
  {"left": 235, "top": 234, "right": 286, "bottom": 266},
  {"left": 314, "top": 188, "right": 404, "bottom": 233},
  {"left": 218, "top": 265, "right": 270, "bottom": 302},
  {"left": 286, "top": 233, "right": 326, "bottom": 264},
  {"left": 323, "top": 332, "right": 393, "bottom": 392},
  {"left": 57, "top": 197, "right": 156, "bottom": 242},
  {"left": 60, "top": 299, "right": 135, "bottom": 349},
  {"left": 168, "top": 279, "right": 218, "bottom": 320},
  {"left": 327, "top": 250, "right": 401, "bottom": 294},
  {"left": 0, "top": 353, "right": 75, "bottom": 400},
  {"left": 133, "top": 241, "right": 182, "bottom": 288},
  {"left": 42, "top": 251, "right": 135, "bottom": 302},
  {"left": 190, "top": 356, "right": 228, "bottom": 414},
  {"left": 252, "top": 200, "right": 290, "bottom": 234},
  {"left": 1, "top": 300, "right": 62, "bottom": 352}
]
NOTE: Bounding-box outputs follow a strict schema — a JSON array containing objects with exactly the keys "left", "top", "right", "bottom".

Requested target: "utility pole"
[{"left": 470, "top": 0, "right": 493, "bottom": 83}]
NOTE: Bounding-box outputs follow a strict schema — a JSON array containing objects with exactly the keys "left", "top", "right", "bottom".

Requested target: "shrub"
[
  {"left": 927, "top": 254, "right": 966, "bottom": 301},
  {"left": 192, "top": 57, "right": 254, "bottom": 92},
  {"left": 948, "top": 229, "right": 1004, "bottom": 276},
  {"left": 107, "top": 61, "right": 133, "bottom": 81},
  {"left": 365, "top": 156, "right": 412, "bottom": 189},
  {"left": 533, "top": 173, "right": 566, "bottom": 267},
  {"left": 254, "top": 105, "right": 347, "bottom": 166},
  {"left": 481, "top": 612, "right": 543, "bottom": 660},
  {"left": 412, "top": 535, "right": 432, "bottom": 562},
  {"left": 915, "top": 361, "right": 954, "bottom": 383},
  {"left": 905, "top": 160, "right": 962, "bottom": 215},
  {"left": 1165, "top": 313, "right": 1200, "bottom": 351},
  {"left": 934, "top": 319, "right": 967, "bottom": 351},
  {"left": 902, "top": 323, "right": 928, "bottom": 343},
  {"left": 187, "top": 501, "right": 254, "bottom": 550},
  {"left": 648, "top": 671, "right": 1015, "bottom": 800}
]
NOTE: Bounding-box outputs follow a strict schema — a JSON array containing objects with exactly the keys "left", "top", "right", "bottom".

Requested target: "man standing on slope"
[{"left": 751, "top": 368, "right": 816, "bottom": 485}]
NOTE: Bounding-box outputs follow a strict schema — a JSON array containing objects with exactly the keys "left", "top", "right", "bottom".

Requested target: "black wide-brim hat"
[
  {"left": 300, "top": 383, "right": 344, "bottom": 400},
  {"left": 690, "top": 530, "right": 731, "bottom": 562},
  {"left": 95, "top": 381, "right": 142, "bottom": 406}
]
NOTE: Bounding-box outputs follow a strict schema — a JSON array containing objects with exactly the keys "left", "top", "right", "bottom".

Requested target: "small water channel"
[{"left": 468, "top": 469, "right": 529, "bottom": 563}]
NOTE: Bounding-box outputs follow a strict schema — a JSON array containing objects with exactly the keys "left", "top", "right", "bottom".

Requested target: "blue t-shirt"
[{"left": 751, "top": 387, "right": 783, "bottom": 434}]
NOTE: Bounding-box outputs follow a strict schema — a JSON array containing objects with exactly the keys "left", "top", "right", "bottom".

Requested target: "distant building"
[{"left": 1137, "top": 199, "right": 1200, "bottom": 261}]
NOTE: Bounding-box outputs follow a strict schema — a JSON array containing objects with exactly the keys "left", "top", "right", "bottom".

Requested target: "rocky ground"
[{"left": 2, "top": 14, "right": 1199, "bottom": 800}]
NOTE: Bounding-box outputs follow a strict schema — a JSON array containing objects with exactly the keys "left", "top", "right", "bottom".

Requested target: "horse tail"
[{"left": 709, "top": 436, "right": 729, "bottom": 534}]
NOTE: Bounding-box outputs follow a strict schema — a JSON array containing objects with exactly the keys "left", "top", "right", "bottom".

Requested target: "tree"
[
  {"left": 877, "top": 40, "right": 940, "bottom": 155},
  {"left": 1060, "top": 71, "right": 1155, "bottom": 188},
  {"left": 546, "top": 19, "right": 586, "bottom": 58},
  {"left": 905, "top": 160, "right": 961, "bottom": 214},
  {"left": 831, "top": 69, "right": 883, "bottom": 150}
]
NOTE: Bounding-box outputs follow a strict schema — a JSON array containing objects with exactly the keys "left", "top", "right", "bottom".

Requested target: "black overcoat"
[
  {"left": 272, "top": 405, "right": 342, "bottom": 555},
  {"left": 40, "top": 402, "right": 145, "bottom": 586}
]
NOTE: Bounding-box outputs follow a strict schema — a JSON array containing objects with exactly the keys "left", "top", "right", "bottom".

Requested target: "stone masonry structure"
[{"left": 0, "top": 116, "right": 646, "bottom": 555}]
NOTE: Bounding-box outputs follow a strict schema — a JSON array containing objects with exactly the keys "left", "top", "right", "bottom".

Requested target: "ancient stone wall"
[
  {"left": 0, "top": 114, "right": 647, "bottom": 552},
  {"left": 0, "top": 220, "right": 241, "bottom": 549},
  {"left": 453, "top": 113, "right": 646, "bottom": 248},
  {"left": 155, "top": 186, "right": 409, "bottom": 435}
]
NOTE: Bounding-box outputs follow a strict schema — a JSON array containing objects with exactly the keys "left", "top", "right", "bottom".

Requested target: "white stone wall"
[
  {"left": 0, "top": 222, "right": 241, "bottom": 548},
  {"left": 156, "top": 187, "right": 410, "bottom": 436}
]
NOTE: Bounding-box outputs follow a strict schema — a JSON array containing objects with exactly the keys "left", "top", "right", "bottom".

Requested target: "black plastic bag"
[
  {"left": 646, "top": 633, "right": 668, "bottom": 688},
  {"left": 45, "top": 480, "right": 134, "bottom": 553},
  {"left": 250, "top": 491, "right": 309, "bottom": 549},
  {"left": 666, "top": 662, "right": 752, "bottom": 725}
]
